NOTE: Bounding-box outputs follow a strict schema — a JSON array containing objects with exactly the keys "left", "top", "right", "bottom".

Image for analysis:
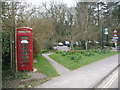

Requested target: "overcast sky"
[{"left": 26, "top": 0, "right": 77, "bottom": 7}]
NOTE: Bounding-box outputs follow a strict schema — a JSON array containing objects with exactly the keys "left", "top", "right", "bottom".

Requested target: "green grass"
[
  {"left": 49, "top": 51, "right": 118, "bottom": 70},
  {"left": 34, "top": 55, "right": 59, "bottom": 77}
]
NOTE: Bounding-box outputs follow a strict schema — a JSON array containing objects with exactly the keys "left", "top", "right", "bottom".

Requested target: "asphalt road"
[
  {"left": 108, "top": 66, "right": 120, "bottom": 88},
  {"left": 53, "top": 46, "right": 70, "bottom": 51},
  {"left": 96, "top": 66, "right": 119, "bottom": 88},
  {"left": 109, "top": 77, "right": 118, "bottom": 88}
]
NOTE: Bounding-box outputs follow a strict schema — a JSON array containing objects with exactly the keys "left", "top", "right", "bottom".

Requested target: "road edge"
[{"left": 89, "top": 64, "right": 119, "bottom": 88}]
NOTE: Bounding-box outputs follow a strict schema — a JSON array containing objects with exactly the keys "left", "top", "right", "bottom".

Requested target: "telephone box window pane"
[
  {"left": 21, "top": 55, "right": 29, "bottom": 59},
  {"left": 21, "top": 36, "right": 29, "bottom": 39},
  {"left": 18, "top": 31, "right": 30, "bottom": 33},
  {"left": 21, "top": 48, "right": 28, "bottom": 50},
  {"left": 21, "top": 44, "right": 28, "bottom": 47},
  {"left": 21, "top": 63, "right": 30, "bottom": 66},
  {"left": 21, "top": 51, "right": 29, "bottom": 54},
  {"left": 22, "top": 59, "right": 29, "bottom": 62},
  {"left": 22, "top": 63, "right": 30, "bottom": 66}
]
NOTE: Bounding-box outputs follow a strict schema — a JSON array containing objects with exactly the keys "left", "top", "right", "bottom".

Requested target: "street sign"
[
  {"left": 112, "top": 38, "right": 117, "bottom": 42},
  {"left": 112, "top": 29, "right": 118, "bottom": 39},
  {"left": 113, "top": 30, "right": 118, "bottom": 33},
  {"left": 113, "top": 34, "right": 118, "bottom": 37},
  {"left": 104, "top": 28, "right": 108, "bottom": 34},
  {"left": 113, "top": 37, "right": 118, "bottom": 39}
]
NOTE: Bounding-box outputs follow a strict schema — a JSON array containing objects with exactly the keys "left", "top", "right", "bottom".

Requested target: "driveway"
[{"left": 53, "top": 46, "right": 70, "bottom": 51}]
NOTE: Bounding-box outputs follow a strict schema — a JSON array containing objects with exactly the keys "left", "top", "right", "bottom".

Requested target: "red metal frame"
[{"left": 16, "top": 27, "right": 33, "bottom": 71}]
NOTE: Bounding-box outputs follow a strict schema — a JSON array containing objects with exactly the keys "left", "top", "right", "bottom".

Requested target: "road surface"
[
  {"left": 36, "top": 54, "right": 118, "bottom": 88},
  {"left": 96, "top": 66, "right": 119, "bottom": 88}
]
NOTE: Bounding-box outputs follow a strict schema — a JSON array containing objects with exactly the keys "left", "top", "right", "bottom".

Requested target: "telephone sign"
[{"left": 16, "top": 27, "right": 33, "bottom": 71}]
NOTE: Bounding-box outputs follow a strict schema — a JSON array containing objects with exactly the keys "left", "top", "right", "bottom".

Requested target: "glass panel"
[
  {"left": 21, "top": 55, "right": 29, "bottom": 59},
  {"left": 23, "top": 63, "right": 30, "bottom": 66},
  {"left": 21, "top": 48, "right": 28, "bottom": 50},
  {"left": 21, "top": 36, "right": 29, "bottom": 39},
  {"left": 21, "top": 44, "right": 28, "bottom": 47},
  {"left": 22, "top": 59, "right": 29, "bottom": 62},
  {"left": 21, "top": 63, "right": 30, "bottom": 66},
  {"left": 21, "top": 51, "right": 29, "bottom": 54}
]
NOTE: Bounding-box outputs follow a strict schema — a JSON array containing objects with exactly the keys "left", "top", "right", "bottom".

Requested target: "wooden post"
[{"left": 11, "top": 2, "right": 16, "bottom": 72}]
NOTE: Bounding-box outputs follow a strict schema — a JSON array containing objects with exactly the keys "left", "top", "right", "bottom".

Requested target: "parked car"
[
  {"left": 58, "top": 42, "right": 63, "bottom": 46},
  {"left": 117, "top": 46, "right": 120, "bottom": 50},
  {"left": 63, "top": 41, "right": 70, "bottom": 47}
]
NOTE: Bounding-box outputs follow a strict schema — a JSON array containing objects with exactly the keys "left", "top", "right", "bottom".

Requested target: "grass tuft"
[{"left": 34, "top": 55, "right": 59, "bottom": 77}]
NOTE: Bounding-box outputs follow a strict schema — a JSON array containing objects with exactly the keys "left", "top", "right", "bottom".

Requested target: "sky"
[
  {"left": 24, "top": 0, "right": 120, "bottom": 7},
  {"left": 25, "top": 0, "right": 77, "bottom": 7},
  {"left": 2, "top": 0, "right": 120, "bottom": 6}
]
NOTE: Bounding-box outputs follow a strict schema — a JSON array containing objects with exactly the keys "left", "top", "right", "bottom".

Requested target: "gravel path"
[{"left": 42, "top": 53, "right": 70, "bottom": 75}]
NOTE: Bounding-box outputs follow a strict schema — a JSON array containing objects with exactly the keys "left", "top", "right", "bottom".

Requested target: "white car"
[{"left": 58, "top": 42, "right": 63, "bottom": 46}]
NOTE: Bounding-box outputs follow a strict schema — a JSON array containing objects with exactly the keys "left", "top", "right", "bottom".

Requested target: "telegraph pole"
[
  {"left": 11, "top": 2, "right": 16, "bottom": 71},
  {"left": 101, "top": 25, "right": 104, "bottom": 49}
]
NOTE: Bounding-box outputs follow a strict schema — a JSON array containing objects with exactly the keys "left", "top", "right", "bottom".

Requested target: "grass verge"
[
  {"left": 49, "top": 51, "right": 118, "bottom": 70},
  {"left": 2, "top": 70, "right": 30, "bottom": 88},
  {"left": 34, "top": 55, "right": 59, "bottom": 77}
]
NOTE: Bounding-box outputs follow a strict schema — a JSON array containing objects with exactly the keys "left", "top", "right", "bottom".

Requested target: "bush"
[
  {"left": 80, "top": 50, "right": 86, "bottom": 54},
  {"left": 101, "top": 50, "right": 108, "bottom": 53},
  {"left": 41, "top": 49, "right": 49, "bottom": 53},
  {"left": 55, "top": 51, "right": 59, "bottom": 54},
  {"left": 74, "top": 46, "right": 81, "bottom": 50},
  {"left": 84, "top": 52, "right": 91, "bottom": 56},
  {"left": 61, "top": 52, "right": 66, "bottom": 56},
  {"left": 70, "top": 55, "right": 76, "bottom": 60},
  {"left": 33, "top": 37, "right": 41, "bottom": 56},
  {"left": 70, "top": 55, "right": 82, "bottom": 62}
]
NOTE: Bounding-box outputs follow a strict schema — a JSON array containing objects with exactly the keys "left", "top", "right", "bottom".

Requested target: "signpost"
[
  {"left": 112, "top": 30, "right": 118, "bottom": 49},
  {"left": 103, "top": 28, "right": 109, "bottom": 48},
  {"left": 104, "top": 28, "right": 109, "bottom": 35}
]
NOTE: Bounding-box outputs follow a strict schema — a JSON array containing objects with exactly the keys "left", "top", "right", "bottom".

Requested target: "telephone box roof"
[{"left": 17, "top": 27, "right": 32, "bottom": 30}]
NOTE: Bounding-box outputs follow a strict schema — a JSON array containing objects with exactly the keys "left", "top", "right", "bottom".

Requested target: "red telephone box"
[{"left": 16, "top": 27, "right": 33, "bottom": 71}]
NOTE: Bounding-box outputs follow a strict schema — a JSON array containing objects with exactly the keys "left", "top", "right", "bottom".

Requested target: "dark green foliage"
[
  {"left": 2, "top": 32, "right": 11, "bottom": 70},
  {"left": 55, "top": 51, "right": 59, "bottom": 54},
  {"left": 61, "top": 52, "right": 66, "bottom": 56},
  {"left": 84, "top": 51, "right": 92, "bottom": 56},
  {"left": 70, "top": 55, "right": 81, "bottom": 62},
  {"left": 2, "top": 32, "right": 10, "bottom": 57},
  {"left": 41, "top": 49, "right": 50, "bottom": 53},
  {"left": 70, "top": 55, "right": 76, "bottom": 60}
]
